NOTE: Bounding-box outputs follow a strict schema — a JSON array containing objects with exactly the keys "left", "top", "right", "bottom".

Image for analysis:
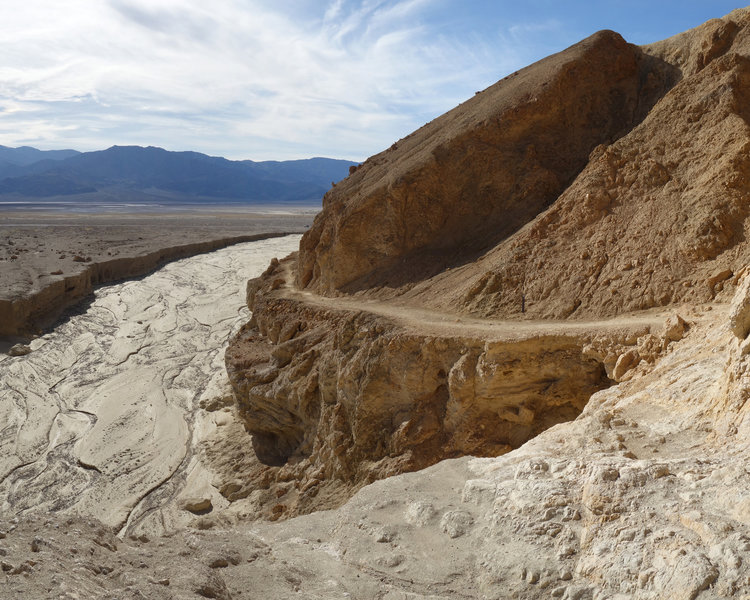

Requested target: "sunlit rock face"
[
  {"left": 226, "top": 8, "right": 750, "bottom": 517},
  {"left": 297, "top": 29, "right": 675, "bottom": 296}
]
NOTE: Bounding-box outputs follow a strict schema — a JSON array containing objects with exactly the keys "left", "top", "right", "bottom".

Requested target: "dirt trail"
[{"left": 277, "top": 260, "right": 697, "bottom": 341}]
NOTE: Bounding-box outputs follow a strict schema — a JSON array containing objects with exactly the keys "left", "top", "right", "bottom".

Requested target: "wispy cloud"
[{"left": 0, "top": 0, "right": 534, "bottom": 160}]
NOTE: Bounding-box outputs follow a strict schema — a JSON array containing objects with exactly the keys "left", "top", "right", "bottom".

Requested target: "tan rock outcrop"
[
  {"left": 298, "top": 30, "right": 675, "bottom": 295},
  {"left": 224, "top": 256, "right": 691, "bottom": 517},
  {"left": 225, "top": 9, "right": 750, "bottom": 518},
  {"left": 295, "top": 8, "right": 750, "bottom": 324},
  {"left": 448, "top": 48, "right": 750, "bottom": 319}
]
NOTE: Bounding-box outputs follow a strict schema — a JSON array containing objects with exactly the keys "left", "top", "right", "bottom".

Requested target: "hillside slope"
[
  {"left": 226, "top": 6, "right": 750, "bottom": 521},
  {"left": 298, "top": 10, "right": 750, "bottom": 323}
]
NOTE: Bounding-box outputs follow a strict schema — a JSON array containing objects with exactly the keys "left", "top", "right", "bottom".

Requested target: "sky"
[{"left": 0, "top": 1, "right": 745, "bottom": 161}]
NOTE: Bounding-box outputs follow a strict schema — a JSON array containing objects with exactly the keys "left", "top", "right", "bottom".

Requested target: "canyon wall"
[
  {"left": 224, "top": 8, "right": 750, "bottom": 522},
  {"left": 225, "top": 255, "right": 687, "bottom": 519}
]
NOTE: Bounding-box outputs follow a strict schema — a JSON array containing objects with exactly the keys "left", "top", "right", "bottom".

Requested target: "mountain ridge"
[{"left": 0, "top": 144, "right": 356, "bottom": 204}]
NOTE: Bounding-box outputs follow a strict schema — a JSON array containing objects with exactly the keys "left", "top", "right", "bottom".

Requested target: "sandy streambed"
[{"left": 0, "top": 235, "right": 300, "bottom": 536}]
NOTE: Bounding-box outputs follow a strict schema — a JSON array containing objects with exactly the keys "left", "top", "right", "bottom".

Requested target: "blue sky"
[{"left": 0, "top": 1, "right": 744, "bottom": 161}]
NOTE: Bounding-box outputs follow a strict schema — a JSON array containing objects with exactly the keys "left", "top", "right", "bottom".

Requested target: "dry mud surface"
[{"left": 0, "top": 235, "right": 302, "bottom": 537}]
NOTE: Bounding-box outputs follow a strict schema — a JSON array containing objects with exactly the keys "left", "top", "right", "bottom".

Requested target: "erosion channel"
[{"left": 0, "top": 235, "right": 301, "bottom": 537}]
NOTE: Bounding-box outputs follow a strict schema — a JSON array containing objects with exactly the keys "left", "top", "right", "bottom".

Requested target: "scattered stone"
[
  {"left": 707, "top": 268, "right": 733, "bottom": 295},
  {"left": 404, "top": 501, "right": 437, "bottom": 526},
  {"left": 440, "top": 510, "right": 474, "bottom": 539},
  {"left": 208, "top": 557, "right": 229, "bottom": 569},
  {"left": 376, "top": 554, "right": 405, "bottom": 568},
  {"left": 374, "top": 528, "right": 396, "bottom": 543},
  {"left": 663, "top": 314, "right": 688, "bottom": 344},
  {"left": 730, "top": 274, "right": 750, "bottom": 339},
  {"left": 8, "top": 344, "right": 32, "bottom": 357},
  {"left": 613, "top": 348, "right": 640, "bottom": 380},
  {"left": 182, "top": 497, "right": 213, "bottom": 514}
]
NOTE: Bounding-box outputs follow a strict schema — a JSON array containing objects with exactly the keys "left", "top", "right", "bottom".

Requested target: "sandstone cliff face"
[
  {"left": 225, "top": 255, "right": 686, "bottom": 518},
  {"left": 298, "top": 30, "right": 675, "bottom": 294},
  {"left": 226, "top": 5, "right": 750, "bottom": 529}
]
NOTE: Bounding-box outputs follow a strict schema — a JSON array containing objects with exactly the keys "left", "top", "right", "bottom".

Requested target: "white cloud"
[{"left": 0, "top": 0, "right": 525, "bottom": 160}]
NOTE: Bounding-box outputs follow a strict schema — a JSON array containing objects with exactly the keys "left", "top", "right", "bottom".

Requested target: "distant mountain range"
[{"left": 0, "top": 145, "right": 357, "bottom": 204}]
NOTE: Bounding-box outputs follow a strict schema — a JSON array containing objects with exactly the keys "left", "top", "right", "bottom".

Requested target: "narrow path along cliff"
[
  {"left": 0, "top": 235, "right": 302, "bottom": 536},
  {"left": 277, "top": 257, "right": 672, "bottom": 341}
]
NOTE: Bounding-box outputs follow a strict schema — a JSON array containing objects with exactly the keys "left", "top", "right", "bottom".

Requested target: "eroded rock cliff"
[
  {"left": 225, "top": 254, "right": 692, "bottom": 519},
  {"left": 225, "top": 8, "right": 750, "bottom": 520}
]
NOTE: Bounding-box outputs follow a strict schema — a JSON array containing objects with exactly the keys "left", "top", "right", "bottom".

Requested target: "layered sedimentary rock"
[
  {"left": 228, "top": 259, "right": 608, "bottom": 495},
  {"left": 227, "top": 9, "right": 750, "bottom": 518},
  {"left": 226, "top": 254, "right": 691, "bottom": 518},
  {"left": 0, "top": 232, "right": 293, "bottom": 337},
  {"left": 448, "top": 40, "right": 750, "bottom": 319}
]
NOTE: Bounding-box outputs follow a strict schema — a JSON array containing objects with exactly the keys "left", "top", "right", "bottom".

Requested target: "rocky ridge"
[
  {"left": 298, "top": 11, "right": 750, "bottom": 323},
  {"left": 224, "top": 254, "right": 688, "bottom": 520}
]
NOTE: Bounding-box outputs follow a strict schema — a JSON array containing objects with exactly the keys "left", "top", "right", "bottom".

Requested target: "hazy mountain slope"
[
  {"left": 0, "top": 145, "right": 356, "bottom": 203},
  {"left": 0, "top": 145, "right": 79, "bottom": 167},
  {"left": 0, "top": 146, "right": 80, "bottom": 180}
]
